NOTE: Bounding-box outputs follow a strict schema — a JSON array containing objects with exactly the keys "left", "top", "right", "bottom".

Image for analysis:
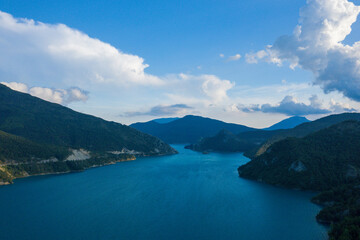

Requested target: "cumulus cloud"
[
  {"left": 0, "top": 11, "right": 162, "bottom": 88},
  {"left": 0, "top": 81, "right": 28, "bottom": 93},
  {"left": 122, "top": 104, "right": 192, "bottom": 117},
  {"left": 330, "top": 99, "right": 357, "bottom": 113},
  {"left": 219, "top": 53, "right": 225, "bottom": 58},
  {"left": 166, "top": 74, "right": 235, "bottom": 104},
  {"left": 1, "top": 82, "right": 88, "bottom": 105},
  {"left": 227, "top": 54, "right": 241, "bottom": 61},
  {"left": 241, "top": 95, "right": 331, "bottom": 116},
  {"left": 201, "top": 75, "right": 235, "bottom": 103},
  {"left": 246, "top": 0, "right": 360, "bottom": 101}
]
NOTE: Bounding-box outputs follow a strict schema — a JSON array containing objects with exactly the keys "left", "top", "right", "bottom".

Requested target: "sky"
[{"left": 0, "top": 0, "right": 360, "bottom": 128}]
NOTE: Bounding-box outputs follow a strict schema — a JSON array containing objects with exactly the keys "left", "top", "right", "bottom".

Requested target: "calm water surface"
[{"left": 0, "top": 145, "right": 328, "bottom": 240}]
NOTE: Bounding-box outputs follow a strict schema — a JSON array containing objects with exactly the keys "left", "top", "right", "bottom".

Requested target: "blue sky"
[{"left": 0, "top": 0, "right": 360, "bottom": 127}]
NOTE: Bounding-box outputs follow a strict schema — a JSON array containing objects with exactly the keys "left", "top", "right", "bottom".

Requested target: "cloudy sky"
[{"left": 0, "top": 0, "right": 360, "bottom": 127}]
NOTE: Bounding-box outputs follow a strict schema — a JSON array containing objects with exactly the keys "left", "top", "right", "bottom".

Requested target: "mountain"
[
  {"left": 0, "top": 84, "right": 176, "bottom": 184},
  {"left": 185, "top": 113, "right": 360, "bottom": 156},
  {"left": 0, "top": 84, "right": 176, "bottom": 155},
  {"left": 238, "top": 120, "right": 360, "bottom": 240},
  {"left": 152, "top": 117, "right": 179, "bottom": 124},
  {"left": 185, "top": 116, "right": 310, "bottom": 154},
  {"left": 0, "top": 130, "right": 70, "bottom": 164},
  {"left": 264, "top": 116, "right": 310, "bottom": 130},
  {"left": 197, "top": 113, "right": 360, "bottom": 158},
  {"left": 238, "top": 120, "right": 360, "bottom": 191},
  {"left": 185, "top": 129, "right": 282, "bottom": 153},
  {"left": 130, "top": 115, "right": 257, "bottom": 144},
  {"left": 252, "top": 113, "right": 360, "bottom": 158},
  {"left": 0, "top": 127, "right": 137, "bottom": 185},
  {"left": 0, "top": 129, "right": 71, "bottom": 184},
  {"left": 311, "top": 181, "right": 360, "bottom": 240}
]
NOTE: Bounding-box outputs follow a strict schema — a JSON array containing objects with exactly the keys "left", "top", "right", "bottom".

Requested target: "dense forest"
[
  {"left": 0, "top": 127, "right": 135, "bottom": 184},
  {"left": 0, "top": 130, "right": 70, "bottom": 163},
  {"left": 312, "top": 181, "right": 360, "bottom": 240},
  {"left": 0, "top": 84, "right": 176, "bottom": 155}
]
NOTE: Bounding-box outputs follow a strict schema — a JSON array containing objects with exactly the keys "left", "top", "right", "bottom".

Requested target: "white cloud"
[
  {"left": 1, "top": 82, "right": 88, "bottom": 105},
  {"left": 0, "top": 81, "right": 28, "bottom": 93},
  {"left": 201, "top": 75, "right": 235, "bottom": 103},
  {"left": 246, "top": 49, "right": 273, "bottom": 64},
  {"left": 246, "top": 0, "right": 360, "bottom": 101},
  {"left": 227, "top": 54, "right": 242, "bottom": 61},
  {"left": 330, "top": 98, "right": 356, "bottom": 113},
  {"left": 162, "top": 73, "right": 235, "bottom": 104},
  {"left": 0, "top": 11, "right": 163, "bottom": 88},
  {"left": 121, "top": 104, "right": 192, "bottom": 117},
  {"left": 239, "top": 94, "right": 357, "bottom": 116},
  {"left": 29, "top": 87, "right": 64, "bottom": 104},
  {"left": 241, "top": 95, "right": 332, "bottom": 116},
  {"left": 219, "top": 53, "right": 225, "bottom": 58}
]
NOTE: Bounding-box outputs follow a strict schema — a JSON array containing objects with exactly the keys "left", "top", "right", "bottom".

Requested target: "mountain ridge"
[
  {"left": 252, "top": 112, "right": 360, "bottom": 158},
  {"left": 131, "top": 115, "right": 258, "bottom": 144},
  {"left": 264, "top": 116, "right": 310, "bottom": 130}
]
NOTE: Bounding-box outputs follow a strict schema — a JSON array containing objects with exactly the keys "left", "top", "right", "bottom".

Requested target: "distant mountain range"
[
  {"left": 263, "top": 116, "right": 310, "bottom": 130},
  {"left": 0, "top": 84, "right": 176, "bottom": 185},
  {"left": 186, "top": 113, "right": 360, "bottom": 156},
  {"left": 131, "top": 115, "right": 310, "bottom": 145},
  {"left": 152, "top": 118, "right": 179, "bottom": 124},
  {"left": 131, "top": 115, "right": 258, "bottom": 144},
  {"left": 184, "top": 116, "right": 308, "bottom": 154}
]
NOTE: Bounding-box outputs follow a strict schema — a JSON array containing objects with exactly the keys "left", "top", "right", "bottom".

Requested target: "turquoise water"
[{"left": 0, "top": 145, "right": 328, "bottom": 240}]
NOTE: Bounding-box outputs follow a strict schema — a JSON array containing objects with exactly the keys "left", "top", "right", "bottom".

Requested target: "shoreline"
[{"left": 0, "top": 157, "right": 136, "bottom": 186}]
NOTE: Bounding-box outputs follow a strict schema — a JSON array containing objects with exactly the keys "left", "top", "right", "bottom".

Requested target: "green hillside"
[
  {"left": 0, "top": 83, "right": 177, "bottom": 185},
  {"left": 239, "top": 120, "right": 360, "bottom": 191},
  {"left": 252, "top": 113, "right": 360, "bottom": 158},
  {"left": 0, "top": 130, "right": 70, "bottom": 164},
  {"left": 186, "top": 129, "right": 282, "bottom": 153},
  {"left": 264, "top": 116, "right": 310, "bottom": 130},
  {"left": 0, "top": 84, "right": 176, "bottom": 155},
  {"left": 312, "top": 182, "right": 360, "bottom": 240}
]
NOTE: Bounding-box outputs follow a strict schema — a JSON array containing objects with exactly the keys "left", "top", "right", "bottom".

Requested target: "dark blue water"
[{"left": 0, "top": 145, "right": 328, "bottom": 240}]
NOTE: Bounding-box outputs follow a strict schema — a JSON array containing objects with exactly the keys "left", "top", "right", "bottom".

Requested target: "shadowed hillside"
[{"left": 131, "top": 115, "right": 258, "bottom": 144}]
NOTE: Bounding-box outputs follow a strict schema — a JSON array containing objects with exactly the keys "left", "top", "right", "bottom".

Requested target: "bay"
[{"left": 0, "top": 145, "right": 328, "bottom": 240}]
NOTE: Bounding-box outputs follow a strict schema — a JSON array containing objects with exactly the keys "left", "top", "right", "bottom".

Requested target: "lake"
[{"left": 0, "top": 145, "right": 328, "bottom": 240}]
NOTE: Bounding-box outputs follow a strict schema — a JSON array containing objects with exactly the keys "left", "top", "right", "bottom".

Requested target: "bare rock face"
[
  {"left": 289, "top": 161, "right": 307, "bottom": 173},
  {"left": 66, "top": 149, "right": 91, "bottom": 161}
]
